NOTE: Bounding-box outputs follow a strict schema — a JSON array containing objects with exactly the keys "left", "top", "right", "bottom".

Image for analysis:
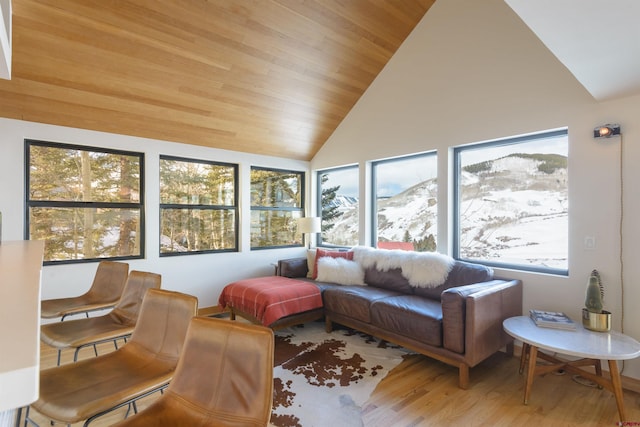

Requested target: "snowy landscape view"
[{"left": 323, "top": 153, "right": 568, "bottom": 270}]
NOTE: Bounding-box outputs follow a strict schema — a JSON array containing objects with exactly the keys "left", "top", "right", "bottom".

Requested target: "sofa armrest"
[
  {"left": 441, "top": 279, "right": 522, "bottom": 364},
  {"left": 276, "top": 257, "right": 309, "bottom": 278}
]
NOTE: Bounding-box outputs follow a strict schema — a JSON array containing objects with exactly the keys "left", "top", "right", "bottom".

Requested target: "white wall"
[
  {"left": 313, "top": 0, "right": 640, "bottom": 379},
  {"left": 0, "top": 118, "right": 309, "bottom": 309}
]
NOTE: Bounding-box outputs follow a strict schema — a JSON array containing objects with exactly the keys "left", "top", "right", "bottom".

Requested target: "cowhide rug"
[{"left": 270, "top": 321, "right": 411, "bottom": 427}]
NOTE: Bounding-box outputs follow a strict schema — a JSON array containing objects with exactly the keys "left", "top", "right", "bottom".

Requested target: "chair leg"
[
  {"left": 14, "top": 407, "right": 21, "bottom": 427},
  {"left": 120, "top": 401, "right": 139, "bottom": 418},
  {"left": 73, "top": 344, "right": 99, "bottom": 362},
  {"left": 22, "top": 406, "right": 37, "bottom": 427}
]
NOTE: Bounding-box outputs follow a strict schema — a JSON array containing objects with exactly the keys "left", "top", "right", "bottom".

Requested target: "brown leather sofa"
[{"left": 277, "top": 255, "right": 523, "bottom": 389}]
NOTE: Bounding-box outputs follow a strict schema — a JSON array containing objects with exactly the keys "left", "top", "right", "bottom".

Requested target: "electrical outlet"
[{"left": 584, "top": 236, "right": 596, "bottom": 250}]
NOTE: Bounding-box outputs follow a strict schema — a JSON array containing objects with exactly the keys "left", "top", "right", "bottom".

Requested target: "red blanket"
[{"left": 218, "top": 276, "right": 323, "bottom": 326}]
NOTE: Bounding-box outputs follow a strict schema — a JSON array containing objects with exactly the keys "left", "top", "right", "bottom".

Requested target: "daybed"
[{"left": 275, "top": 246, "right": 523, "bottom": 389}]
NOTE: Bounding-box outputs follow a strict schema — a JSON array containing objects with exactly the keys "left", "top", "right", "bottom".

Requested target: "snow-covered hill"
[{"left": 323, "top": 153, "right": 568, "bottom": 269}]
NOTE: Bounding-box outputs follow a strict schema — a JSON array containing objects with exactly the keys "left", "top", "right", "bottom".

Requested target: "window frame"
[
  {"left": 25, "top": 139, "right": 145, "bottom": 265},
  {"left": 316, "top": 164, "right": 359, "bottom": 249},
  {"left": 371, "top": 151, "right": 438, "bottom": 251},
  {"left": 452, "top": 129, "right": 569, "bottom": 275},
  {"left": 159, "top": 155, "right": 239, "bottom": 256},
  {"left": 250, "top": 166, "right": 305, "bottom": 250}
]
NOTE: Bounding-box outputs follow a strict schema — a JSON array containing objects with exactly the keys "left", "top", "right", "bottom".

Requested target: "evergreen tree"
[
  {"left": 28, "top": 144, "right": 142, "bottom": 261},
  {"left": 320, "top": 173, "right": 343, "bottom": 233},
  {"left": 414, "top": 234, "right": 436, "bottom": 252},
  {"left": 160, "top": 159, "right": 237, "bottom": 252}
]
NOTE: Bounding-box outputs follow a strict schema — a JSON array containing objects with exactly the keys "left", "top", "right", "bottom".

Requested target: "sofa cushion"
[
  {"left": 364, "top": 266, "right": 414, "bottom": 294},
  {"left": 313, "top": 248, "right": 354, "bottom": 279},
  {"left": 370, "top": 295, "right": 443, "bottom": 347},
  {"left": 278, "top": 257, "right": 308, "bottom": 278},
  {"left": 306, "top": 249, "right": 317, "bottom": 278},
  {"left": 323, "top": 286, "right": 401, "bottom": 324},
  {"left": 414, "top": 260, "right": 494, "bottom": 301},
  {"left": 316, "top": 257, "right": 365, "bottom": 285}
]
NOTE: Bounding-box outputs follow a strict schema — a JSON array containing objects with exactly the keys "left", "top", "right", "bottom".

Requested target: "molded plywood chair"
[
  {"left": 26, "top": 288, "right": 198, "bottom": 426},
  {"left": 111, "top": 317, "right": 275, "bottom": 427},
  {"left": 41, "top": 261, "right": 129, "bottom": 320},
  {"left": 40, "top": 270, "right": 162, "bottom": 365}
]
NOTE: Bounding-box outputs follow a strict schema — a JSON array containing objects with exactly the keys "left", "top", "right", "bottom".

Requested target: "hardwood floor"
[
  {"left": 364, "top": 352, "right": 640, "bottom": 426},
  {"left": 23, "top": 337, "right": 640, "bottom": 426}
]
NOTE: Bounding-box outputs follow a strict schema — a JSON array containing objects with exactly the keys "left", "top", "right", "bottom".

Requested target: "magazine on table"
[{"left": 529, "top": 309, "right": 577, "bottom": 330}]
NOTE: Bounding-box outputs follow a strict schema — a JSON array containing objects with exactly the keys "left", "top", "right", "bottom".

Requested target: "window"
[
  {"left": 372, "top": 152, "right": 438, "bottom": 251},
  {"left": 159, "top": 156, "right": 238, "bottom": 255},
  {"left": 250, "top": 167, "right": 304, "bottom": 248},
  {"left": 453, "top": 129, "right": 568, "bottom": 274},
  {"left": 317, "top": 165, "right": 359, "bottom": 247},
  {"left": 26, "top": 140, "right": 144, "bottom": 264}
]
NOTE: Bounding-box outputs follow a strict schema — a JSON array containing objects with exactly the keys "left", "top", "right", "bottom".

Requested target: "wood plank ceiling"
[{"left": 0, "top": 0, "right": 433, "bottom": 160}]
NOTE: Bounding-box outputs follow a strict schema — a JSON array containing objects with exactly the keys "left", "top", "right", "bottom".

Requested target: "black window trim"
[
  {"left": 25, "top": 139, "right": 145, "bottom": 266},
  {"left": 250, "top": 165, "right": 305, "bottom": 250},
  {"left": 159, "top": 154, "right": 239, "bottom": 257},
  {"left": 452, "top": 128, "right": 569, "bottom": 276}
]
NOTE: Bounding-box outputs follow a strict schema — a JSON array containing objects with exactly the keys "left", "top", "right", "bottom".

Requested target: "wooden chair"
[
  {"left": 40, "top": 261, "right": 129, "bottom": 320},
  {"left": 40, "top": 270, "right": 162, "bottom": 366},
  {"left": 111, "top": 317, "right": 275, "bottom": 427},
  {"left": 26, "top": 288, "right": 198, "bottom": 426}
]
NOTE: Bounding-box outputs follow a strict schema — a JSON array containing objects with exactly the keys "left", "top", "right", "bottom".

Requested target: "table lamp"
[{"left": 297, "top": 217, "right": 321, "bottom": 249}]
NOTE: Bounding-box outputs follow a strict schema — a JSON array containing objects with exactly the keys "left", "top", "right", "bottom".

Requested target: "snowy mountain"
[
  {"left": 323, "top": 153, "right": 568, "bottom": 269},
  {"left": 325, "top": 194, "right": 358, "bottom": 212}
]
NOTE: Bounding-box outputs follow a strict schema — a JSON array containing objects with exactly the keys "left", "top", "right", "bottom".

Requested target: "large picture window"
[
  {"left": 372, "top": 152, "right": 438, "bottom": 251},
  {"left": 250, "top": 167, "right": 304, "bottom": 249},
  {"left": 159, "top": 156, "right": 238, "bottom": 255},
  {"left": 317, "top": 165, "right": 359, "bottom": 247},
  {"left": 26, "top": 140, "right": 144, "bottom": 264},
  {"left": 453, "top": 129, "right": 568, "bottom": 274}
]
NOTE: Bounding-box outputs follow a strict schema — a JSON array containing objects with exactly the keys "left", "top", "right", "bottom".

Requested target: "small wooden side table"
[{"left": 503, "top": 315, "right": 640, "bottom": 422}]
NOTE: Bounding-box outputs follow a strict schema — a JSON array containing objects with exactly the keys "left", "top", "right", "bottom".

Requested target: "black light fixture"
[{"left": 593, "top": 124, "right": 621, "bottom": 138}]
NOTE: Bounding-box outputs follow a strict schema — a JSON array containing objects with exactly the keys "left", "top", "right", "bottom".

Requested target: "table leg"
[
  {"left": 608, "top": 360, "right": 627, "bottom": 422},
  {"left": 519, "top": 342, "right": 530, "bottom": 374},
  {"left": 524, "top": 345, "right": 538, "bottom": 405}
]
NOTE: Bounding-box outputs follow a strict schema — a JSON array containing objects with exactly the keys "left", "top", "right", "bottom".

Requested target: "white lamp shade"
[{"left": 297, "top": 217, "right": 321, "bottom": 234}]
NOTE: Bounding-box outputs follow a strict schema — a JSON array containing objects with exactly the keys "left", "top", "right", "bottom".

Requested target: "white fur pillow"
[{"left": 316, "top": 256, "right": 365, "bottom": 286}]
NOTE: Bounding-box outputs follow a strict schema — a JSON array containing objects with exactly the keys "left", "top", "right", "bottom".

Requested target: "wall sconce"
[
  {"left": 297, "top": 217, "right": 321, "bottom": 249},
  {"left": 593, "top": 124, "right": 620, "bottom": 138}
]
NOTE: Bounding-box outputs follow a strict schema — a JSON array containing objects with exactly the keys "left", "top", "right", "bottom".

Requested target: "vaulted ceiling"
[
  {"left": 0, "top": 0, "right": 433, "bottom": 160},
  {"left": 505, "top": 0, "right": 640, "bottom": 102}
]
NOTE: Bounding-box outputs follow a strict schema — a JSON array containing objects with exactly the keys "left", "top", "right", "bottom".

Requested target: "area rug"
[{"left": 270, "top": 321, "right": 411, "bottom": 427}]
